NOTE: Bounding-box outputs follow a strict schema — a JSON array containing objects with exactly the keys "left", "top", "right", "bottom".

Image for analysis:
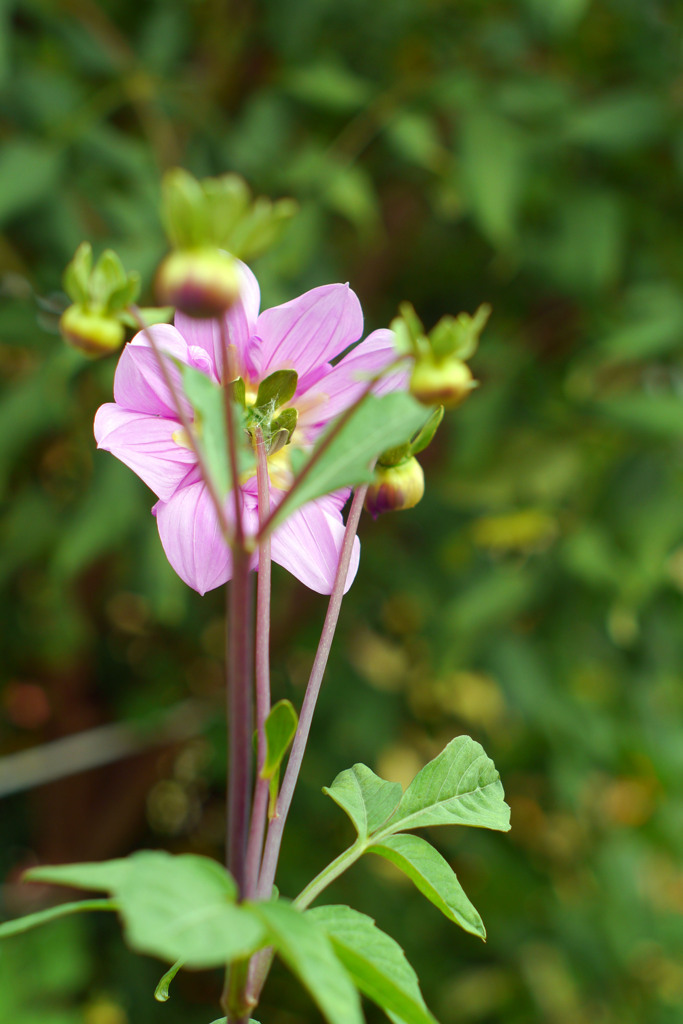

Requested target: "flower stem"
[
  {"left": 244, "top": 428, "right": 272, "bottom": 899},
  {"left": 226, "top": 545, "right": 253, "bottom": 895},
  {"left": 218, "top": 317, "right": 246, "bottom": 549},
  {"left": 255, "top": 483, "right": 369, "bottom": 900}
]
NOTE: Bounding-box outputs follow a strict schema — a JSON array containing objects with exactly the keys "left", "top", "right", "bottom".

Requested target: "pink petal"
[
  {"left": 174, "top": 260, "right": 261, "bottom": 381},
  {"left": 154, "top": 480, "right": 233, "bottom": 595},
  {"left": 114, "top": 324, "right": 192, "bottom": 418},
  {"left": 94, "top": 404, "right": 196, "bottom": 502},
  {"left": 257, "top": 284, "right": 363, "bottom": 383},
  {"left": 270, "top": 495, "right": 360, "bottom": 594},
  {"left": 297, "top": 328, "right": 403, "bottom": 431}
]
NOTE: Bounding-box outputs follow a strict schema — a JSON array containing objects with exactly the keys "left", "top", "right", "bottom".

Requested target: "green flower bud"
[
  {"left": 410, "top": 356, "right": 476, "bottom": 409},
  {"left": 155, "top": 248, "right": 240, "bottom": 319},
  {"left": 364, "top": 457, "right": 425, "bottom": 519},
  {"left": 59, "top": 305, "right": 125, "bottom": 357}
]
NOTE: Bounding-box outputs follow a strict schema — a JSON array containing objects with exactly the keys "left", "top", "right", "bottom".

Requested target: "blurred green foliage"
[{"left": 2, "top": 1, "right": 683, "bottom": 1022}]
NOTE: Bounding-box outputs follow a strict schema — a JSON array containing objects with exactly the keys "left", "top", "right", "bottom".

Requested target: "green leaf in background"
[
  {"left": 323, "top": 764, "right": 402, "bottom": 841},
  {"left": 0, "top": 900, "right": 116, "bottom": 940},
  {"left": 459, "top": 109, "right": 527, "bottom": 248},
  {"left": 29, "top": 852, "right": 266, "bottom": 967},
  {"left": 272, "top": 392, "right": 428, "bottom": 531},
  {"left": 0, "top": 140, "right": 62, "bottom": 226},
  {"left": 594, "top": 394, "right": 683, "bottom": 438},
  {"left": 309, "top": 905, "right": 438, "bottom": 1024},
  {"left": 384, "top": 736, "right": 511, "bottom": 833},
  {"left": 522, "top": 0, "right": 591, "bottom": 34},
  {"left": 251, "top": 900, "right": 363, "bottom": 1024},
  {"left": 368, "top": 833, "right": 485, "bottom": 939}
]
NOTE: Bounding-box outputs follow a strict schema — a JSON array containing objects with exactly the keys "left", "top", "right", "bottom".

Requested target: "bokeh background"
[{"left": 2, "top": 1, "right": 683, "bottom": 1022}]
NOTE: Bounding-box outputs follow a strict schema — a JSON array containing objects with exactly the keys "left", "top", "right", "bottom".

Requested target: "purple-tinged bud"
[
  {"left": 410, "top": 357, "right": 476, "bottom": 409},
  {"left": 364, "top": 457, "right": 425, "bottom": 519},
  {"left": 59, "top": 305, "right": 125, "bottom": 357},
  {"left": 155, "top": 248, "right": 240, "bottom": 319}
]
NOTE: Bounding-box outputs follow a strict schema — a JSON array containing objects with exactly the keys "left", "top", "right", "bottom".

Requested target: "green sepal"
[
  {"left": 409, "top": 405, "right": 444, "bottom": 456},
  {"left": 119, "top": 306, "right": 174, "bottom": 329},
  {"left": 429, "top": 304, "right": 491, "bottom": 361},
  {"left": 270, "top": 407, "right": 298, "bottom": 443},
  {"left": 63, "top": 241, "right": 92, "bottom": 305},
  {"left": 161, "top": 168, "right": 207, "bottom": 250},
  {"left": 255, "top": 369, "right": 298, "bottom": 410},
  {"left": 231, "top": 376, "right": 247, "bottom": 407},
  {"left": 229, "top": 196, "right": 298, "bottom": 260},
  {"left": 202, "top": 174, "right": 250, "bottom": 247}
]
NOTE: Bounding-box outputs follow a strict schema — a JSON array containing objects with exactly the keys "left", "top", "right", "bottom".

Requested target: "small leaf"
[
  {"left": 0, "top": 899, "right": 116, "bottom": 939},
  {"left": 63, "top": 242, "right": 92, "bottom": 305},
  {"left": 309, "top": 904, "right": 438, "bottom": 1024},
  {"left": 261, "top": 699, "right": 298, "bottom": 780},
  {"left": 251, "top": 900, "right": 363, "bottom": 1024},
  {"left": 383, "top": 736, "right": 511, "bottom": 834},
  {"left": 271, "top": 392, "right": 428, "bottom": 531},
  {"left": 255, "top": 369, "right": 298, "bottom": 410},
  {"left": 154, "top": 959, "right": 183, "bottom": 1002},
  {"left": 323, "top": 764, "right": 402, "bottom": 842},
  {"left": 179, "top": 364, "right": 254, "bottom": 497},
  {"left": 368, "top": 833, "right": 485, "bottom": 939},
  {"left": 409, "top": 406, "right": 444, "bottom": 456}
]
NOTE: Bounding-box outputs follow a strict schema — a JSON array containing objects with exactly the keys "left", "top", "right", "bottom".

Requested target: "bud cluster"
[
  {"left": 59, "top": 243, "right": 142, "bottom": 358},
  {"left": 156, "top": 169, "right": 297, "bottom": 319},
  {"left": 392, "top": 301, "right": 490, "bottom": 409}
]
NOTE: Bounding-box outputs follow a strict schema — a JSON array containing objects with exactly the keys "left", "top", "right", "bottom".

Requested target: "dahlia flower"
[{"left": 94, "top": 262, "right": 399, "bottom": 595}]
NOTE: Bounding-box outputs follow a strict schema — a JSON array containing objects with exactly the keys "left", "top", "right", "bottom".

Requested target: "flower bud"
[
  {"left": 155, "top": 248, "right": 240, "bottom": 319},
  {"left": 364, "top": 457, "right": 425, "bottom": 519},
  {"left": 410, "top": 357, "right": 475, "bottom": 409},
  {"left": 59, "top": 305, "right": 125, "bottom": 357}
]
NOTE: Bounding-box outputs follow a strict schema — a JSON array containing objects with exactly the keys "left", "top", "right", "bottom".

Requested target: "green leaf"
[
  {"left": 251, "top": 900, "right": 363, "bottom": 1024},
  {"left": 367, "top": 833, "right": 485, "bottom": 939},
  {"left": 0, "top": 899, "right": 116, "bottom": 939},
  {"left": 261, "top": 699, "right": 298, "bottom": 814},
  {"left": 154, "top": 959, "right": 183, "bottom": 1002},
  {"left": 323, "top": 764, "right": 402, "bottom": 842},
  {"left": 26, "top": 859, "right": 131, "bottom": 892},
  {"left": 0, "top": 140, "right": 63, "bottom": 226},
  {"left": 255, "top": 369, "right": 298, "bottom": 410},
  {"left": 261, "top": 699, "right": 298, "bottom": 780},
  {"left": 29, "top": 853, "right": 266, "bottom": 968},
  {"left": 271, "top": 392, "right": 428, "bottom": 531},
  {"left": 460, "top": 109, "right": 527, "bottom": 248},
  {"left": 114, "top": 852, "right": 265, "bottom": 967},
  {"left": 179, "top": 364, "right": 254, "bottom": 498},
  {"left": 383, "top": 736, "right": 511, "bottom": 833},
  {"left": 309, "top": 905, "right": 437, "bottom": 1024}
]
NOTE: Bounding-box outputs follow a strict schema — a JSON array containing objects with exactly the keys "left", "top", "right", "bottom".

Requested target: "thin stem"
[
  {"left": 218, "top": 317, "right": 246, "bottom": 549},
  {"left": 226, "top": 546, "right": 254, "bottom": 895},
  {"left": 244, "top": 428, "right": 272, "bottom": 899},
  {"left": 255, "top": 483, "right": 369, "bottom": 900},
  {"left": 293, "top": 839, "right": 366, "bottom": 910},
  {"left": 127, "top": 305, "right": 232, "bottom": 543}
]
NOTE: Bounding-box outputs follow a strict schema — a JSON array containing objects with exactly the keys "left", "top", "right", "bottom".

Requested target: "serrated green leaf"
[
  {"left": 0, "top": 899, "right": 116, "bottom": 939},
  {"left": 270, "top": 392, "right": 428, "bottom": 532},
  {"left": 324, "top": 764, "right": 402, "bottom": 842},
  {"left": 309, "top": 905, "right": 437, "bottom": 1024},
  {"left": 255, "top": 369, "right": 298, "bottom": 410},
  {"left": 383, "top": 736, "right": 511, "bottom": 833},
  {"left": 251, "top": 900, "right": 363, "bottom": 1024},
  {"left": 261, "top": 699, "right": 298, "bottom": 780},
  {"left": 368, "top": 833, "right": 485, "bottom": 939}
]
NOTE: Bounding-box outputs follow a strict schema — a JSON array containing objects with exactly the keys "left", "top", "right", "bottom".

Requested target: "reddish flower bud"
[
  {"left": 410, "top": 357, "right": 475, "bottom": 409},
  {"left": 155, "top": 248, "right": 240, "bottom": 319},
  {"left": 364, "top": 457, "right": 425, "bottom": 519},
  {"left": 59, "top": 305, "right": 125, "bottom": 357}
]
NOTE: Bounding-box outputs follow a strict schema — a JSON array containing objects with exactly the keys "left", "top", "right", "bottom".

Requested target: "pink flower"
[{"left": 94, "top": 262, "right": 400, "bottom": 595}]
